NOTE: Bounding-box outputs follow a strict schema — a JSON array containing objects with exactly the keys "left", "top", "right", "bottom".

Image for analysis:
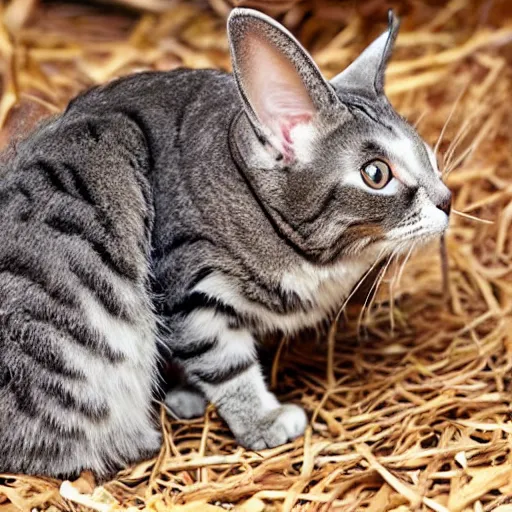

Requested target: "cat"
[{"left": 0, "top": 8, "right": 451, "bottom": 477}]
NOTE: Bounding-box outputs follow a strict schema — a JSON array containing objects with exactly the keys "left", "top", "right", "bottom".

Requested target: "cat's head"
[{"left": 228, "top": 8, "right": 451, "bottom": 264}]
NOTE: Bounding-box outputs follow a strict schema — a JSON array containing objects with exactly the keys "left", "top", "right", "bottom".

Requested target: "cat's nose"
[{"left": 436, "top": 191, "right": 452, "bottom": 216}]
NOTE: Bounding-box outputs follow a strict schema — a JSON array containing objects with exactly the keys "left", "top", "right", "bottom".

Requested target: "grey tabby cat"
[{"left": 0, "top": 8, "right": 451, "bottom": 477}]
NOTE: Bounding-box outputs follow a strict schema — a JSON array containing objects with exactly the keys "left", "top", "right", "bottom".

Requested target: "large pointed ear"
[
  {"left": 331, "top": 11, "right": 400, "bottom": 97},
  {"left": 228, "top": 8, "right": 339, "bottom": 159}
]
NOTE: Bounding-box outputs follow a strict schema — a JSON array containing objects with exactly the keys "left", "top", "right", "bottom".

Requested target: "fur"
[{"left": 0, "top": 8, "right": 451, "bottom": 475}]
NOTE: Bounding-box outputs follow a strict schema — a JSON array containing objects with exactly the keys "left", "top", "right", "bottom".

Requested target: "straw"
[{"left": 0, "top": 0, "right": 511, "bottom": 510}]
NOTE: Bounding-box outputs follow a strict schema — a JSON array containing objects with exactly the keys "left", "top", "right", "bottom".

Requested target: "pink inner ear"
[
  {"left": 281, "top": 114, "right": 313, "bottom": 143},
  {"left": 240, "top": 32, "right": 316, "bottom": 154}
]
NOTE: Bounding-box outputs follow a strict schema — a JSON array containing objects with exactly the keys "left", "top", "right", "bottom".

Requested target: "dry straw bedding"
[{"left": 0, "top": 0, "right": 511, "bottom": 510}]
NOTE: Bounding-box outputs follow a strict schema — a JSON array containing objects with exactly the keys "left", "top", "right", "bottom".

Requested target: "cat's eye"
[{"left": 360, "top": 160, "right": 392, "bottom": 190}]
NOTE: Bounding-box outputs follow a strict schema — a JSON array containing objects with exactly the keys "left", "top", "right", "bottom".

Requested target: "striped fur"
[
  {"left": 0, "top": 113, "right": 160, "bottom": 476},
  {"left": 0, "top": 8, "right": 451, "bottom": 473}
]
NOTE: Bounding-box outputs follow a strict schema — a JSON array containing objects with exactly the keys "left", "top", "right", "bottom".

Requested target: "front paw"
[{"left": 237, "top": 404, "right": 307, "bottom": 450}]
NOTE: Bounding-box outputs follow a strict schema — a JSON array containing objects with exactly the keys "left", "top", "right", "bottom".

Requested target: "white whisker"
[
  {"left": 414, "top": 109, "right": 429, "bottom": 129},
  {"left": 442, "top": 104, "right": 484, "bottom": 172},
  {"left": 434, "top": 84, "right": 467, "bottom": 158},
  {"left": 332, "top": 247, "right": 387, "bottom": 326},
  {"left": 358, "top": 248, "right": 398, "bottom": 337},
  {"left": 396, "top": 243, "right": 415, "bottom": 289},
  {"left": 387, "top": 249, "right": 403, "bottom": 335},
  {"left": 361, "top": 255, "right": 393, "bottom": 330}
]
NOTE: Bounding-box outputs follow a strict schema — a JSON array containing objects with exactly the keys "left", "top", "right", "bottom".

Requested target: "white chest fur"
[{"left": 194, "top": 247, "right": 384, "bottom": 335}]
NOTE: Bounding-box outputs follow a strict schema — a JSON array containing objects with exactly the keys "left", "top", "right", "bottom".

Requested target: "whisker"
[
  {"left": 452, "top": 209, "right": 494, "bottom": 224},
  {"left": 327, "top": 247, "right": 386, "bottom": 387},
  {"left": 358, "top": 250, "right": 398, "bottom": 337},
  {"left": 357, "top": 264, "right": 386, "bottom": 336},
  {"left": 445, "top": 111, "right": 499, "bottom": 176},
  {"left": 362, "top": 254, "right": 396, "bottom": 328},
  {"left": 434, "top": 84, "right": 467, "bottom": 158},
  {"left": 414, "top": 109, "right": 429, "bottom": 129},
  {"left": 442, "top": 102, "right": 487, "bottom": 171},
  {"left": 389, "top": 256, "right": 406, "bottom": 336},
  {"left": 443, "top": 119, "right": 473, "bottom": 172},
  {"left": 396, "top": 243, "right": 416, "bottom": 288},
  {"left": 332, "top": 247, "right": 387, "bottom": 325},
  {"left": 387, "top": 250, "right": 403, "bottom": 335},
  {"left": 444, "top": 142, "right": 476, "bottom": 176},
  {"left": 442, "top": 113, "right": 482, "bottom": 173},
  {"left": 384, "top": 244, "right": 416, "bottom": 333}
]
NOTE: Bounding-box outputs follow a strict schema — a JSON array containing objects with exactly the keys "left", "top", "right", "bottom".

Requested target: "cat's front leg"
[
  {"left": 203, "top": 361, "right": 307, "bottom": 450},
  {"left": 168, "top": 310, "right": 307, "bottom": 450}
]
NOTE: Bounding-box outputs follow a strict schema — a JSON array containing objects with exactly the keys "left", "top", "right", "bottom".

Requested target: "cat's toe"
[
  {"left": 139, "top": 429, "right": 163, "bottom": 456},
  {"left": 240, "top": 403, "right": 307, "bottom": 450},
  {"left": 275, "top": 404, "right": 308, "bottom": 440},
  {"left": 165, "top": 388, "right": 207, "bottom": 419}
]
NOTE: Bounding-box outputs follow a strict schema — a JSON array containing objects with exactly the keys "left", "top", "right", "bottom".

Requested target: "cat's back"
[{"left": 63, "top": 68, "right": 236, "bottom": 142}]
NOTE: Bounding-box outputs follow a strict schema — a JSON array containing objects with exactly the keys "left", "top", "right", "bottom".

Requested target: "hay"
[{"left": 0, "top": 0, "right": 512, "bottom": 510}]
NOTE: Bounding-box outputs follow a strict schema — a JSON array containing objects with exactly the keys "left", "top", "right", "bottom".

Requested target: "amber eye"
[{"left": 360, "top": 160, "right": 392, "bottom": 190}]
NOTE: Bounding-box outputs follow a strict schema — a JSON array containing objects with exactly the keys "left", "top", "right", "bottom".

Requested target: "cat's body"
[
  {"left": 0, "top": 9, "right": 451, "bottom": 476},
  {"left": 67, "top": 68, "right": 380, "bottom": 452}
]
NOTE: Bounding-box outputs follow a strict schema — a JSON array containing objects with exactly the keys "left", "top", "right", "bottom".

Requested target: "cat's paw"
[
  {"left": 139, "top": 429, "right": 163, "bottom": 457},
  {"left": 238, "top": 404, "right": 307, "bottom": 450},
  {"left": 165, "top": 388, "right": 207, "bottom": 419}
]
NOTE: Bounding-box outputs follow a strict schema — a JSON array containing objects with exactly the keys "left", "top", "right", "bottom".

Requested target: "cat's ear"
[
  {"left": 228, "top": 8, "right": 339, "bottom": 159},
  {"left": 331, "top": 11, "right": 400, "bottom": 97}
]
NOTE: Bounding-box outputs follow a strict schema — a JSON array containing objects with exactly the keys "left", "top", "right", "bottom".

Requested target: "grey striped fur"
[{"left": 0, "top": 9, "right": 450, "bottom": 476}]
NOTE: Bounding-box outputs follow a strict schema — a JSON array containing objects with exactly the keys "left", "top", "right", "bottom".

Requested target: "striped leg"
[{"left": 167, "top": 309, "right": 307, "bottom": 450}]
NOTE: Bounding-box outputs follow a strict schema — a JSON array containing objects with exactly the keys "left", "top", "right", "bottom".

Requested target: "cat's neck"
[{"left": 229, "top": 113, "right": 326, "bottom": 263}]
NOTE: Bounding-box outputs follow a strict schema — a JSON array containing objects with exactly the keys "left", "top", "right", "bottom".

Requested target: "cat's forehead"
[{"left": 345, "top": 98, "right": 438, "bottom": 185}]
